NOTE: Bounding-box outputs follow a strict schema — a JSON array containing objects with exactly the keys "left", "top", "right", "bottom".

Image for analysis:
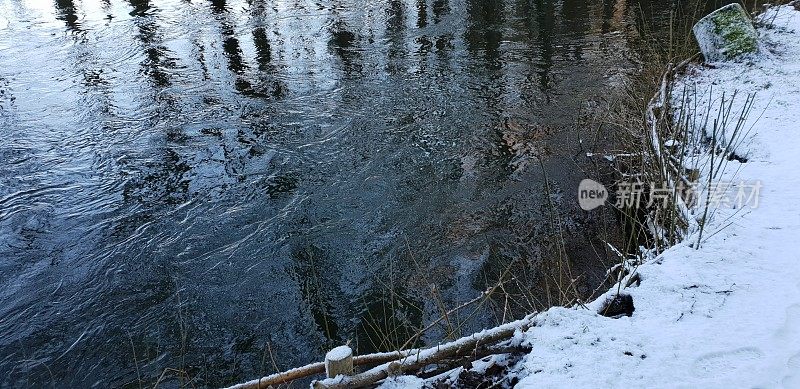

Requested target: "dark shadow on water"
[{"left": 53, "top": 0, "right": 81, "bottom": 32}]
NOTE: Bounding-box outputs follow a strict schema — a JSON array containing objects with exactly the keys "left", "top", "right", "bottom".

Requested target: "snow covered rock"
[{"left": 693, "top": 4, "right": 759, "bottom": 62}]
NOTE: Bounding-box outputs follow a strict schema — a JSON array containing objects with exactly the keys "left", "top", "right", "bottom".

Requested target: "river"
[{"left": 1, "top": 0, "right": 692, "bottom": 386}]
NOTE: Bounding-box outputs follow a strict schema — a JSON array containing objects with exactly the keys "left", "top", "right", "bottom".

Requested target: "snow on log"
[
  {"left": 325, "top": 346, "right": 354, "bottom": 378},
  {"left": 311, "top": 314, "right": 536, "bottom": 389},
  {"left": 222, "top": 350, "right": 422, "bottom": 389},
  {"left": 693, "top": 4, "right": 759, "bottom": 62}
]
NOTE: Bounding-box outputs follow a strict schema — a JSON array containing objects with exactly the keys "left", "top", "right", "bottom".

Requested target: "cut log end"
[{"left": 325, "top": 345, "right": 354, "bottom": 379}]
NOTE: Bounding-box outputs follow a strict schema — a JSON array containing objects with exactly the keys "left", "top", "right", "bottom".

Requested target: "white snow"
[
  {"left": 326, "top": 345, "right": 353, "bottom": 361},
  {"left": 377, "top": 376, "right": 426, "bottom": 388},
  {"left": 377, "top": 4, "right": 800, "bottom": 388}
]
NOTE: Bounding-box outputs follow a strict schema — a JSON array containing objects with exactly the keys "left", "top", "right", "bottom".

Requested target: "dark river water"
[{"left": 0, "top": 0, "right": 686, "bottom": 386}]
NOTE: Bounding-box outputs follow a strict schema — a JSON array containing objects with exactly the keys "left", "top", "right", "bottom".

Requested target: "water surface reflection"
[{"left": 0, "top": 0, "right": 676, "bottom": 386}]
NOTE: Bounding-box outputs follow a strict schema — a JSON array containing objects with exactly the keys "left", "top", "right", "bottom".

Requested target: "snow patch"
[{"left": 326, "top": 345, "right": 353, "bottom": 361}]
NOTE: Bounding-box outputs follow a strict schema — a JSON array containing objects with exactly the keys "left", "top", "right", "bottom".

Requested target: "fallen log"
[
  {"left": 415, "top": 343, "right": 533, "bottom": 380},
  {"left": 311, "top": 314, "right": 536, "bottom": 389},
  {"left": 222, "top": 349, "right": 422, "bottom": 389}
]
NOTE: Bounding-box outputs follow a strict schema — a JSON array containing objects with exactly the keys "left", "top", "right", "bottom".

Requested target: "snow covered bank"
[
  {"left": 378, "top": 4, "right": 800, "bottom": 388},
  {"left": 511, "top": 5, "right": 800, "bottom": 387}
]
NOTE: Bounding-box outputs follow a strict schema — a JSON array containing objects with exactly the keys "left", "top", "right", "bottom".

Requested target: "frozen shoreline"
[
  {"left": 511, "top": 4, "right": 800, "bottom": 387},
  {"left": 379, "top": 4, "right": 800, "bottom": 388}
]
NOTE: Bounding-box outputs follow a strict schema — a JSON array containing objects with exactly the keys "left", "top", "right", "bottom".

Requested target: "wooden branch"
[
  {"left": 311, "top": 314, "right": 535, "bottom": 389},
  {"left": 415, "top": 343, "right": 533, "bottom": 380},
  {"left": 222, "top": 349, "right": 422, "bottom": 389}
]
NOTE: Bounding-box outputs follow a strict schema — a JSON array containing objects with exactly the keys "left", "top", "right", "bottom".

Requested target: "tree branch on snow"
[{"left": 311, "top": 314, "right": 535, "bottom": 389}]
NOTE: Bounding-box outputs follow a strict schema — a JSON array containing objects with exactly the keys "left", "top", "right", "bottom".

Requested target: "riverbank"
[
  {"left": 508, "top": 4, "right": 800, "bottom": 387},
  {"left": 375, "top": 3, "right": 800, "bottom": 387}
]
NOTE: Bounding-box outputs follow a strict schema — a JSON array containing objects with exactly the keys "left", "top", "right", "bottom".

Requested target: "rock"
[
  {"left": 599, "top": 293, "right": 635, "bottom": 318},
  {"left": 693, "top": 4, "right": 759, "bottom": 62}
]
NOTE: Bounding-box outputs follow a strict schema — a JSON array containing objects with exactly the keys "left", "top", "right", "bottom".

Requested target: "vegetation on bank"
[{"left": 212, "top": 2, "right": 780, "bottom": 388}]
